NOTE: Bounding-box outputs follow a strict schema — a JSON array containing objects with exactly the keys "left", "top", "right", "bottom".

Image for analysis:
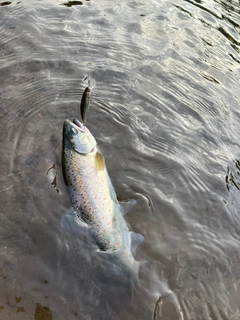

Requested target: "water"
[{"left": 0, "top": 0, "right": 240, "bottom": 319}]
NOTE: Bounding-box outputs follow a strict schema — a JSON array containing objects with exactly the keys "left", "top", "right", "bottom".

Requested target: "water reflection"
[{"left": 1, "top": 0, "right": 240, "bottom": 318}]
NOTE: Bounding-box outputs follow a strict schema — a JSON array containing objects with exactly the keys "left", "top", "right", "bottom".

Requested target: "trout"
[{"left": 61, "top": 118, "right": 144, "bottom": 277}]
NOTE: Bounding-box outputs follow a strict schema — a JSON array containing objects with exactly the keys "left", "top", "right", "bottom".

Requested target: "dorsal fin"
[{"left": 95, "top": 152, "right": 105, "bottom": 171}]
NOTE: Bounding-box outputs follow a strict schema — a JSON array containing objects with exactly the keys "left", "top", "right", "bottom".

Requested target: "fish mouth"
[
  {"left": 72, "top": 118, "right": 85, "bottom": 131},
  {"left": 65, "top": 119, "right": 96, "bottom": 153}
]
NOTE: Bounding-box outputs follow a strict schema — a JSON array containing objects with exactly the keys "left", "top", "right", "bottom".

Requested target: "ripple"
[
  {"left": 1, "top": 0, "right": 240, "bottom": 319},
  {"left": 173, "top": 220, "right": 240, "bottom": 319}
]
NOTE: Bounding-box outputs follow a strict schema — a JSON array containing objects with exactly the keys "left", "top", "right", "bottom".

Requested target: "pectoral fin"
[
  {"left": 60, "top": 207, "right": 91, "bottom": 230},
  {"left": 130, "top": 231, "right": 144, "bottom": 257}
]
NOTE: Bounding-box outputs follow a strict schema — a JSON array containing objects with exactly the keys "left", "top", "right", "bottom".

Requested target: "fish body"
[{"left": 62, "top": 119, "right": 143, "bottom": 276}]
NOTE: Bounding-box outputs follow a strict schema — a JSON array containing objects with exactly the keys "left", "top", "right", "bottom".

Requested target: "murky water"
[{"left": 1, "top": 0, "right": 240, "bottom": 319}]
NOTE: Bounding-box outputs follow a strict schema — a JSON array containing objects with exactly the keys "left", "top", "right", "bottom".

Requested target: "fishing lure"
[{"left": 80, "top": 77, "right": 96, "bottom": 124}]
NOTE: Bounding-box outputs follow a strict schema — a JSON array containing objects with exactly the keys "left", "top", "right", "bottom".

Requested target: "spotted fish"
[{"left": 61, "top": 118, "right": 144, "bottom": 277}]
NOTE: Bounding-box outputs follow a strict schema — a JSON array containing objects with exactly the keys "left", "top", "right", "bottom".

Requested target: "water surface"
[{"left": 1, "top": 0, "right": 240, "bottom": 319}]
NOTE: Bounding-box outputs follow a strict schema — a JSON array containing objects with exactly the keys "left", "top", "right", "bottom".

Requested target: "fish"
[
  {"left": 61, "top": 118, "right": 144, "bottom": 277},
  {"left": 80, "top": 77, "right": 96, "bottom": 124}
]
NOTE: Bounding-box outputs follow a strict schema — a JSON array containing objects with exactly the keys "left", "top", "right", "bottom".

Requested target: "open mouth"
[{"left": 73, "top": 118, "right": 85, "bottom": 131}]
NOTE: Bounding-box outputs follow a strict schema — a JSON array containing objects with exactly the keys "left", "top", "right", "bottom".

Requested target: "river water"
[{"left": 0, "top": 0, "right": 240, "bottom": 319}]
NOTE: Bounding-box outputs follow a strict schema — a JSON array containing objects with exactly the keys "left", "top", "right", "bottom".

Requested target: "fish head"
[{"left": 63, "top": 119, "right": 96, "bottom": 154}]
